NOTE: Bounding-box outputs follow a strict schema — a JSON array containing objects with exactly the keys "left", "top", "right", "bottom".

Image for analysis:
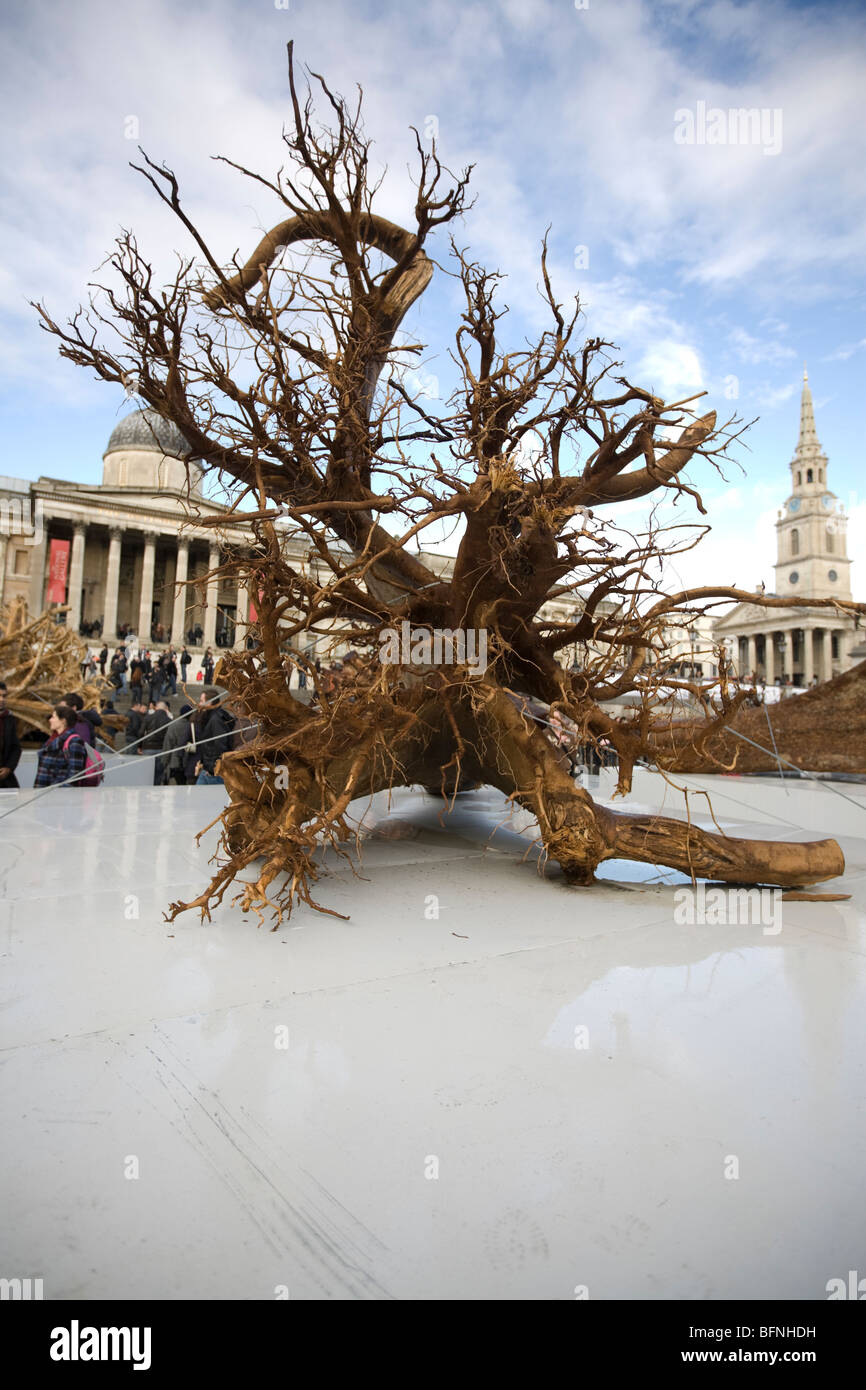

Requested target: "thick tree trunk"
[
  {"left": 167, "top": 682, "right": 845, "bottom": 924},
  {"left": 474, "top": 687, "right": 843, "bottom": 888}
]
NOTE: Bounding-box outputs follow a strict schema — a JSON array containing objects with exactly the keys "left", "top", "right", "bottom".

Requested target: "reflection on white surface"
[{"left": 1, "top": 779, "right": 865, "bottom": 1299}]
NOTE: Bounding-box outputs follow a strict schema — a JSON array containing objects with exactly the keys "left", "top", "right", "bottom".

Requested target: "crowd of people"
[
  {"left": 101, "top": 644, "right": 215, "bottom": 695},
  {"left": 74, "top": 636, "right": 221, "bottom": 690},
  {"left": 120, "top": 693, "right": 237, "bottom": 785},
  {"left": 0, "top": 660, "right": 238, "bottom": 791},
  {"left": 76, "top": 616, "right": 207, "bottom": 645},
  {"left": 2, "top": 644, "right": 619, "bottom": 796}
]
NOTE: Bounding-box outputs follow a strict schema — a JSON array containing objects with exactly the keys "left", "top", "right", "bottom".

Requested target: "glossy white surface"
[{"left": 1, "top": 778, "right": 865, "bottom": 1300}]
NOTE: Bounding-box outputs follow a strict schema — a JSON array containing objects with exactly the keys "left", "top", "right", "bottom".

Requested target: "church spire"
[
  {"left": 776, "top": 370, "right": 849, "bottom": 601},
  {"left": 793, "top": 364, "right": 824, "bottom": 467}
]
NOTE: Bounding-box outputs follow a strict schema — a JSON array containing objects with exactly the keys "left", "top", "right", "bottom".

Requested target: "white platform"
[{"left": 1, "top": 775, "right": 865, "bottom": 1300}]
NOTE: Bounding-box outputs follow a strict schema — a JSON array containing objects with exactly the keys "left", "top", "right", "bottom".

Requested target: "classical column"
[
  {"left": 203, "top": 542, "right": 220, "bottom": 649},
  {"left": 824, "top": 627, "right": 835, "bottom": 677},
  {"left": 234, "top": 575, "right": 250, "bottom": 650},
  {"left": 172, "top": 538, "right": 190, "bottom": 643},
  {"left": 839, "top": 626, "right": 856, "bottom": 670},
  {"left": 27, "top": 525, "right": 48, "bottom": 616},
  {"left": 803, "top": 626, "right": 814, "bottom": 686},
  {"left": 103, "top": 527, "right": 123, "bottom": 640},
  {"left": 764, "top": 633, "right": 775, "bottom": 685},
  {"left": 138, "top": 531, "right": 157, "bottom": 644},
  {"left": 746, "top": 634, "right": 757, "bottom": 680},
  {"left": 67, "top": 522, "right": 86, "bottom": 631},
  {"left": 0, "top": 532, "right": 8, "bottom": 608}
]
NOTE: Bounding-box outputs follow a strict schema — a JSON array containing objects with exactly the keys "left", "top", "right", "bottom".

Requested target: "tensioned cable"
[
  {"left": 0, "top": 695, "right": 255, "bottom": 822},
  {"left": 763, "top": 701, "right": 788, "bottom": 791},
  {"left": 508, "top": 691, "right": 866, "bottom": 827},
  {"left": 5, "top": 689, "right": 862, "bottom": 844},
  {"left": 728, "top": 728, "right": 866, "bottom": 813}
]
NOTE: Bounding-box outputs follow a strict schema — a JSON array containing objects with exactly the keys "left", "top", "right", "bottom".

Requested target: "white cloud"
[
  {"left": 728, "top": 327, "right": 796, "bottom": 366},
  {"left": 658, "top": 495, "right": 779, "bottom": 597},
  {"left": 636, "top": 341, "right": 703, "bottom": 400},
  {"left": 823, "top": 338, "right": 866, "bottom": 363},
  {"left": 1, "top": 0, "right": 863, "bottom": 537},
  {"left": 753, "top": 381, "right": 797, "bottom": 410}
]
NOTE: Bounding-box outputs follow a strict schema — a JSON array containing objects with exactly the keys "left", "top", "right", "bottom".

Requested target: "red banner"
[
  {"left": 46, "top": 538, "right": 70, "bottom": 604},
  {"left": 248, "top": 589, "right": 264, "bottom": 623}
]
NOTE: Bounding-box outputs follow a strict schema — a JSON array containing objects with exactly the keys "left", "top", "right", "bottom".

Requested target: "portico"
[
  {"left": 714, "top": 371, "right": 861, "bottom": 686},
  {"left": 1, "top": 405, "right": 577, "bottom": 664},
  {"left": 24, "top": 512, "right": 249, "bottom": 649},
  {"left": 723, "top": 616, "right": 857, "bottom": 687},
  {"left": 4, "top": 408, "right": 254, "bottom": 650}
]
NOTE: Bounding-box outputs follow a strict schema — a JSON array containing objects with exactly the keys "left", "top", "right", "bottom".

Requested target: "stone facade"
[
  {"left": 713, "top": 371, "right": 863, "bottom": 685},
  {"left": 0, "top": 410, "right": 248, "bottom": 650},
  {"left": 0, "top": 406, "right": 730, "bottom": 673},
  {"left": 0, "top": 407, "right": 578, "bottom": 660}
]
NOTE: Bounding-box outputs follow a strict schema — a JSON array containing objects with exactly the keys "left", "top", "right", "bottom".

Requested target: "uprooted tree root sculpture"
[
  {"left": 37, "top": 45, "right": 864, "bottom": 924},
  {"left": 0, "top": 596, "right": 107, "bottom": 737}
]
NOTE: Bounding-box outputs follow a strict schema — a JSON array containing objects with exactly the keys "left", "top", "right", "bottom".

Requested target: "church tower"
[{"left": 774, "top": 369, "right": 850, "bottom": 600}]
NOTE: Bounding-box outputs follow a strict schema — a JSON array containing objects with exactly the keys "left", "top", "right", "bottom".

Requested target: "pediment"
[{"left": 712, "top": 601, "right": 762, "bottom": 630}]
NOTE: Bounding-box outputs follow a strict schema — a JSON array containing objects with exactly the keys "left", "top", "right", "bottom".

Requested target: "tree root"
[{"left": 164, "top": 677, "right": 846, "bottom": 926}]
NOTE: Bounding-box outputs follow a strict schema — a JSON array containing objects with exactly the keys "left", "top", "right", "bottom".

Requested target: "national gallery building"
[
  {"left": 0, "top": 410, "right": 256, "bottom": 651},
  {"left": 0, "top": 404, "right": 739, "bottom": 679},
  {"left": 0, "top": 408, "right": 484, "bottom": 659}
]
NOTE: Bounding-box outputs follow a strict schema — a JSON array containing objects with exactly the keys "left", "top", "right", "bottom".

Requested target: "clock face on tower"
[
  {"left": 788, "top": 498, "right": 801, "bottom": 513},
  {"left": 822, "top": 494, "right": 833, "bottom": 509}
]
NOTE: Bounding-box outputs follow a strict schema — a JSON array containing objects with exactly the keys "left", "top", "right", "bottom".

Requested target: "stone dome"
[
  {"left": 104, "top": 408, "right": 191, "bottom": 460},
  {"left": 102, "top": 406, "right": 203, "bottom": 497}
]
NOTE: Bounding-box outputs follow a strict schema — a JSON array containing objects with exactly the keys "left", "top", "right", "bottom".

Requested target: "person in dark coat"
[
  {"left": 129, "top": 654, "right": 145, "bottom": 697},
  {"left": 110, "top": 649, "right": 128, "bottom": 692},
  {"left": 184, "top": 706, "right": 209, "bottom": 784},
  {"left": 162, "top": 703, "right": 196, "bottom": 784},
  {"left": 145, "top": 653, "right": 164, "bottom": 704},
  {"left": 165, "top": 651, "right": 178, "bottom": 696},
  {"left": 0, "top": 681, "right": 22, "bottom": 789},
  {"left": 155, "top": 650, "right": 170, "bottom": 695},
  {"left": 142, "top": 700, "right": 172, "bottom": 784},
  {"left": 145, "top": 654, "right": 160, "bottom": 703},
  {"left": 98, "top": 644, "right": 108, "bottom": 676},
  {"left": 122, "top": 701, "right": 148, "bottom": 755},
  {"left": 195, "top": 703, "right": 236, "bottom": 784},
  {"left": 201, "top": 648, "right": 215, "bottom": 685}
]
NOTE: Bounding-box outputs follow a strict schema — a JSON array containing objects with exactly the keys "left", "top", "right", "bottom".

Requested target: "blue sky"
[{"left": 1, "top": 0, "right": 864, "bottom": 594}]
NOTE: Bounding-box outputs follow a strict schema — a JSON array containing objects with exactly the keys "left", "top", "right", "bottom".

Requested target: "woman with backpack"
[
  {"left": 61, "top": 692, "right": 104, "bottom": 750},
  {"left": 35, "top": 706, "right": 90, "bottom": 788}
]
